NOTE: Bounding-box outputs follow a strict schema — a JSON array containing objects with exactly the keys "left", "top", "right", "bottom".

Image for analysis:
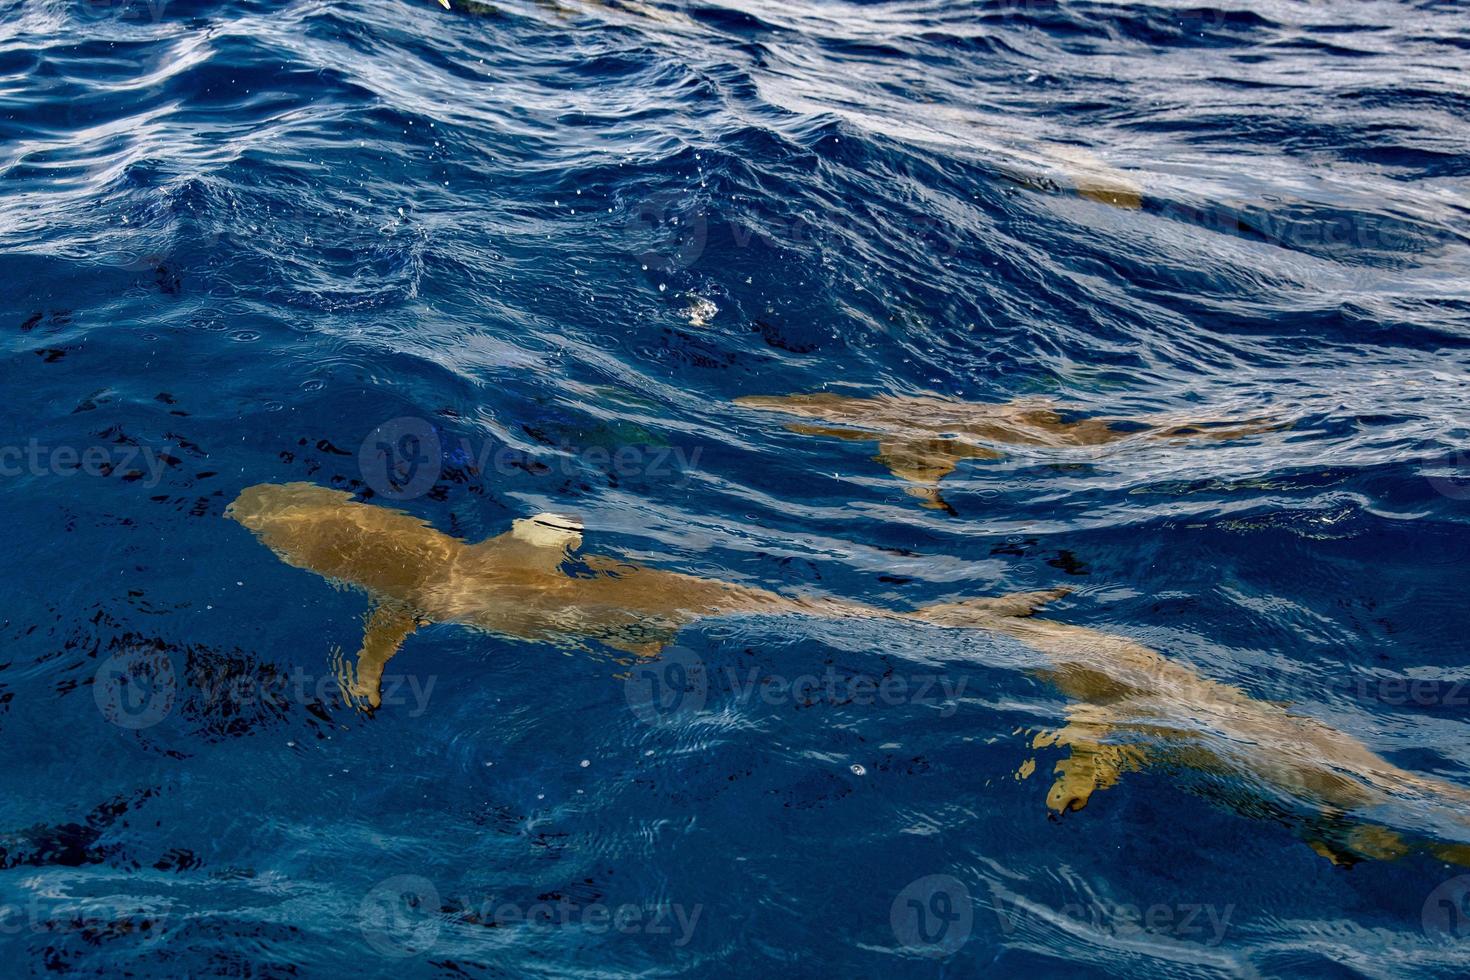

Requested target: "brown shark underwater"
[
  {"left": 736, "top": 393, "right": 1282, "bottom": 511},
  {"left": 1001, "top": 615, "right": 1470, "bottom": 866},
  {"left": 227, "top": 481, "right": 1470, "bottom": 865},
  {"left": 225, "top": 481, "right": 1053, "bottom": 703}
]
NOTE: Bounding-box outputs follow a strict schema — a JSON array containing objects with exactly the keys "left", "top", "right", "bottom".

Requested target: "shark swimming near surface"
[
  {"left": 1001, "top": 613, "right": 1470, "bottom": 865},
  {"left": 227, "top": 481, "right": 1470, "bottom": 863},
  {"left": 224, "top": 481, "right": 1060, "bottom": 708},
  {"left": 736, "top": 393, "right": 1281, "bottom": 512}
]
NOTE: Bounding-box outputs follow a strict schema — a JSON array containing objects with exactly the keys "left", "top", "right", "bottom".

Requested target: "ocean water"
[{"left": 2, "top": 0, "right": 1470, "bottom": 975}]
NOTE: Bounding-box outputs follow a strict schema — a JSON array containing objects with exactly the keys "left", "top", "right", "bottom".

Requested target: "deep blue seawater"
[{"left": 3, "top": 0, "right": 1470, "bottom": 975}]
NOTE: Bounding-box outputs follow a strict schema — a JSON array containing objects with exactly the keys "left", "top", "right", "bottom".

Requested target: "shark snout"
[
  {"left": 226, "top": 482, "right": 354, "bottom": 530},
  {"left": 224, "top": 484, "right": 275, "bottom": 528}
]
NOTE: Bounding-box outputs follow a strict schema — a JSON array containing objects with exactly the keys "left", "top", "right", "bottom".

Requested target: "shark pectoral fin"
[
  {"left": 903, "top": 483, "right": 956, "bottom": 514},
  {"left": 1040, "top": 706, "right": 1143, "bottom": 814},
  {"left": 1048, "top": 740, "right": 1143, "bottom": 814},
  {"left": 602, "top": 637, "right": 672, "bottom": 659},
  {"left": 1305, "top": 828, "right": 1405, "bottom": 863},
  {"left": 875, "top": 439, "right": 1001, "bottom": 510},
  {"left": 347, "top": 602, "right": 422, "bottom": 711},
  {"left": 874, "top": 439, "right": 961, "bottom": 487},
  {"left": 598, "top": 623, "right": 678, "bottom": 660},
  {"left": 1305, "top": 821, "right": 1412, "bottom": 866},
  {"left": 1346, "top": 824, "right": 1410, "bottom": 861}
]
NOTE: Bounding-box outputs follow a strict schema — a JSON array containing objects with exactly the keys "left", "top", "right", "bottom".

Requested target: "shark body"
[
  {"left": 1002, "top": 614, "right": 1470, "bottom": 864},
  {"left": 736, "top": 393, "right": 1280, "bottom": 511},
  {"left": 224, "top": 482, "right": 1053, "bottom": 707},
  {"left": 226, "top": 481, "right": 1468, "bottom": 863}
]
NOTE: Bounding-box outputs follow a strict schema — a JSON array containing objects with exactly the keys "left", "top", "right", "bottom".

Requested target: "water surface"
[{"left": 2, "top": 0, "right": 1469, "bottom": 975}]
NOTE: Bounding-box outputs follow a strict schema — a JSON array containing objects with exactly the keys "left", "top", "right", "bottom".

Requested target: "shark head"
[
  {"left": 224, "top": 482, "right": 355, "bottom": 533},
  {"left": 227, "top": 482, "right": 463, "bottom": 598}
]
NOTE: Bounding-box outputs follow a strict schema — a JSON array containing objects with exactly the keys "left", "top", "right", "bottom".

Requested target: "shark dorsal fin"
[
  {"left": 467, "top": 512, "right": 584, "bottom": 572},
  {"left": 510, "top": 513, "right": 583, "bottom": 551}
]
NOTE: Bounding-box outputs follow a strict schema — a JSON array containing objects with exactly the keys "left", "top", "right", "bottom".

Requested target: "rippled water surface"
[{"left": 2, "top": 0, "right": 1470, "bottom": 975}]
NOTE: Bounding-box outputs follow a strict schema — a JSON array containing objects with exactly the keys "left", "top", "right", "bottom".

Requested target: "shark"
[
  {"left": 1001, "top": 613, "right": 1470, "bottom": 865},
  {"left": 735, "top": 393, "right": 1281, "bottom": 512},
  {"left": 226, "top": 481, "right": 1470, "bottom": 863},
  {"left": 224, "top": 481, "right": 1061, "bottom": 709}
]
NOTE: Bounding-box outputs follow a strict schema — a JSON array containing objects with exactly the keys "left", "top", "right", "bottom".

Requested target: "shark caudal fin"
[{"left": 913, "top": 587, "right": 1071, "bottom": 628}]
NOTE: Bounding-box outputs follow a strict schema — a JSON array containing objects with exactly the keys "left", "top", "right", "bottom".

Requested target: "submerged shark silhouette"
[
  {"left": 1002, "top": 614, "right": 1470, "bottom": 865},
  {"left": 736, "top": 393, "right": 1281, "bottom": 512},
  {"left": 225, "top": 482, "right": 1059, "bottom": 708},
  {"left": 227, "top": 482, "right": 1469, "bottom": 863}
]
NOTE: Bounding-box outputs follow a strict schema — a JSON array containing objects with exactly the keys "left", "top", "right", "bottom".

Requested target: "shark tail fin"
[{"left": 914, "top": 587, "right": 1070, "bottom": 628}]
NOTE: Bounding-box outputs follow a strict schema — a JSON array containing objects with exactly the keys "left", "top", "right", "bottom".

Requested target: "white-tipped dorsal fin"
[{"left": 511, "top": 512, "right": 583, "bottom": 552}]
